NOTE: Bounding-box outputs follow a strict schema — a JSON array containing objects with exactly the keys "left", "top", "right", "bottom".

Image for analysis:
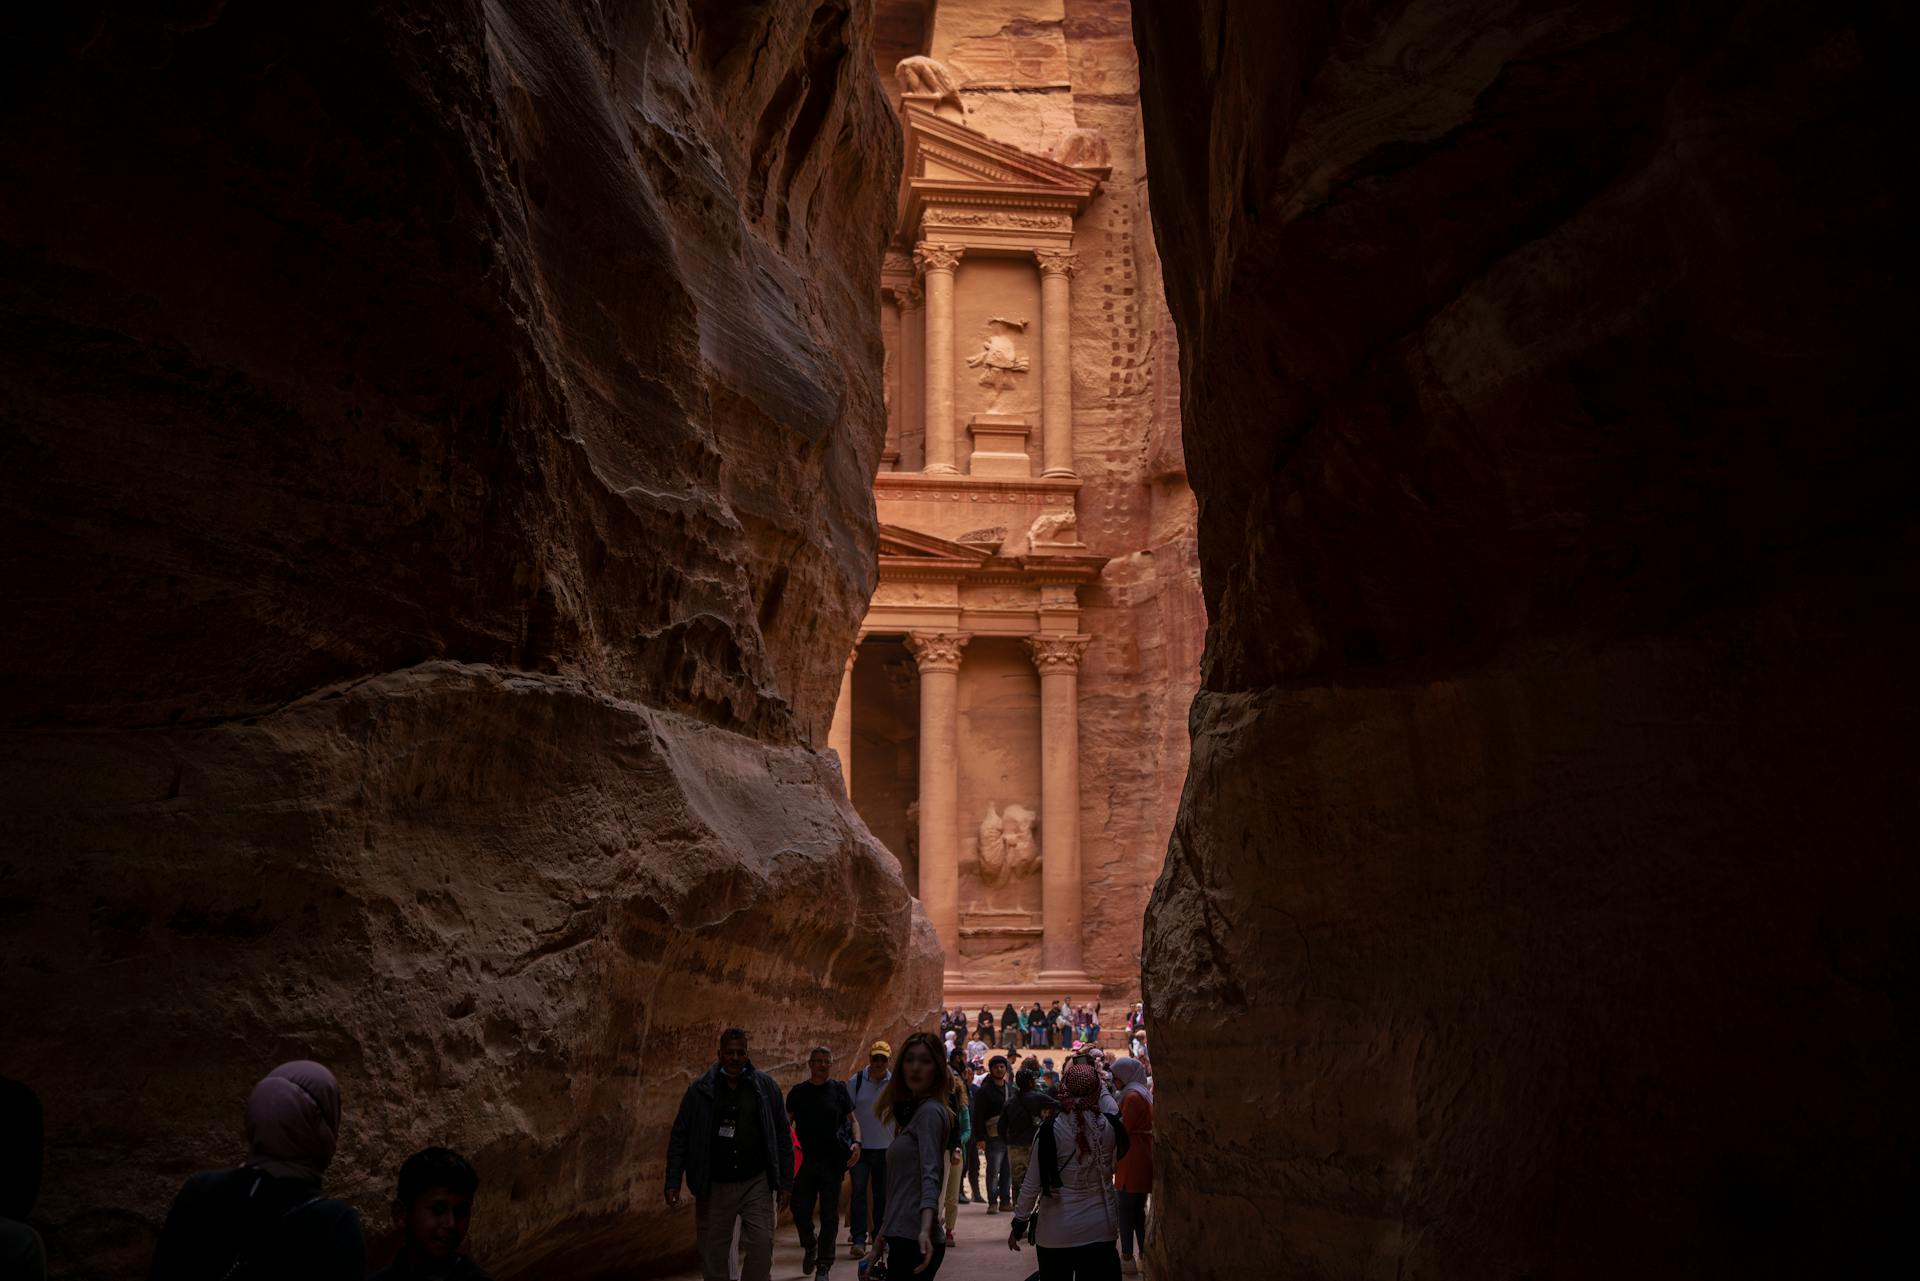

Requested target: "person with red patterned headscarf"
[{"left": 1005, "top": 1063, "right": 1126, "bottom": 1278}]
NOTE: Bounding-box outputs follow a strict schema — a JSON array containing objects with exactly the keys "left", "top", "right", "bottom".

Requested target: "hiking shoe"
[
  {"left": 986, "top": 1202, "right": 1000, "bottom": 1214},
  {"left": 803, "top": 1248, "right": 816, "bottom": 1273}
]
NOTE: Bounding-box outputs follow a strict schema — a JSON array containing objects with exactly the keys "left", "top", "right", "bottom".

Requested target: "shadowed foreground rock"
[
  {"left": 0, "top": 2, "right": 939, "bottom": 1277},
  {"left": 1132, "top": 1, "right": 1916, "bottom": 1277}
]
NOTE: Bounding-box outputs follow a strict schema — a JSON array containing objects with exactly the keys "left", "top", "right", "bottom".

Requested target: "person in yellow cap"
[{"left": 844, "top": 1041, "right": 892, "bottom": 1258}]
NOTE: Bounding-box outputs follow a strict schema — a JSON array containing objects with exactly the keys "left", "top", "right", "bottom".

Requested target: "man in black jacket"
[
  {"left": 665, "top": 1029, "right": 794, "bottom": 1281},
  {"left": 999, "top": 1062, "right": 1055, "bottom": 1203},
  {"left": 971, "top": 1056, "right": 1012, "bottom": 1212},
  {"left": 786, "top": 1046, "right": 860, "bottom": 1280}
]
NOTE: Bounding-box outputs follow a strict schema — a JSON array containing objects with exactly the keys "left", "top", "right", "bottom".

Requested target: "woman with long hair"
[
  {"left": 1006, "top": 1062, "right": 1123, "bottom": 1280},
  {"left": 875, "top": 1032, "right": 952, "bottom": 1277}
]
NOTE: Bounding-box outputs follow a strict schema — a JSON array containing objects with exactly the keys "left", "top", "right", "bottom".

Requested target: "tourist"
[
  {"left": 1006, "top": 1063, "right": 1124, "bottom": 1280},
  {"left": 150, "top": 1060, "right": 364, "bottom": 1280},
  {"left": 369, "top": 1147, "right": 489, "bottom": 1280},
  {"left": 787, "top": 1046, "right": 860, "bottom": 1279},
  {"left": 875, "top": 1032, "right": 951, "bottom": 1278},
  {"left": 999, "top": 1062, "right": 1052, "bottom": 1205},
  {"left": 937, "top": 1048, "right": 971, "bottom": 1248},
  {"left": 1015, "top": 1005, "right": 1032, "bottom": 1048},
  {"left": 1, "top": 1077, "right": 45, "bottom": 1281},
  {"left": 951, "top": 1049, "right": 981, "bottom": 1206},
  {"left": 845, "top": 1041, "right": 892, "bottom": 1260},
  {"left": 972, "top": 1056, "right": 1012, "bottom": 1213},
  {"left": 976, "top": 1007, "right": 995, "bottom": 1047},
  {"left": 1045, "top": 1001, "right": 1064, "bottom": 1048},
  {"left": 964, "top": 1028, "right": 988, "bottom": 1065},
  {"left": 1109, "top": 1058, "right": 1153, "bottom": 1275},
  {"left": 1088, "top": 1003, "right": 1101, "bottom": 1046},
  {"left": 663, "top": 1028, "right": 793, "bottom": 1281},
  {"left": 998, "top": 1002, "right": 1021, "bottom": 1052},
  {"left": 1027, "top": 1002, "right": 1047, "bottom": 1048}
]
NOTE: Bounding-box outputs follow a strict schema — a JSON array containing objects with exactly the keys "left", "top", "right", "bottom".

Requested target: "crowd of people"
[
  {"left": 0, "top": 1010, "right": 1154, "bottom": 1281},
  {"left": 939, "top": 999, "right": 1148, "bottom": 1057},
  {"left": 666, "top": 1023, "right": 1156, "bottom": 1281}
]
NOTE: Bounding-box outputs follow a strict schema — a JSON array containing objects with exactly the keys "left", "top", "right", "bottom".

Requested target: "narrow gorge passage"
[{"left": 2, "top": 3, "right": 1913, "bottom": 1281}]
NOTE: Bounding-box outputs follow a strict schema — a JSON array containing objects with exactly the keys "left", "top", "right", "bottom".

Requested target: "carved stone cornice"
[
  {"left": 1035, "top": 249, "right": 1078, "bottom": 278},
  {"left": 907, "top": 630, "right": 972, "bottom": 673},
  {"left": 1025, "top": 633, "right": 1092, "bottom": 672},
  {"left": 913, "top": 242, "right": 965, "bottom": 275}
]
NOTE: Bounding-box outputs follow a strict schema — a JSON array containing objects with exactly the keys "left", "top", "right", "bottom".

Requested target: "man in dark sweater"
[
  {"left": 971, "top": 1055, "right": 1012, "bottom": 1212},
  {"left": 665, "top": 1028, "right": 794, "bottom": 1281},
  {"left": 786, "top": 1046, "right": 860, "bottom": 1280}
]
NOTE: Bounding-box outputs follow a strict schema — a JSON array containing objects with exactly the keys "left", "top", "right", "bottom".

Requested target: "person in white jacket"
[{"left": 1005, "top": 1063, "right": 1124, "bottom": 1279}]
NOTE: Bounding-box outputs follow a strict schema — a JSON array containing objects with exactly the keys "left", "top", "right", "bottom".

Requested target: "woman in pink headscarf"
[
  {"left": 1005, "top": 1063, "right": 1124, "bottom": 1279},
  {"left": 150, "top": 1061, "right": 365, "bottom": 1281}
]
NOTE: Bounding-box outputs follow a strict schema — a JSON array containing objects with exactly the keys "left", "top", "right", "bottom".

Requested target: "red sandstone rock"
[
  {"left": 0, "top": 3, "right": 939, "bottom": 1276},
  {"left": 1133, "top": 0, "right": 1916, "bottom": 1276}
]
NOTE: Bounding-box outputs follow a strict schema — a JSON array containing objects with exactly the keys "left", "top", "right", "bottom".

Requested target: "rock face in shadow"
[
  {"left": 1132, "top": 2, "right": 1915, "bottom": 1277},
  {"left": 0, "top": 3, "right": 940, "bottom": 1276}
]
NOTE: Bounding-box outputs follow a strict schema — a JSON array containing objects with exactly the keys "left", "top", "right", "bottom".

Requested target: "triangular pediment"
[
  {"left": 877, "top": 523, "right": 997, "bottom": 562},
  {"left": 902, "top": 105, "right": 1102, "bottom": 196}
]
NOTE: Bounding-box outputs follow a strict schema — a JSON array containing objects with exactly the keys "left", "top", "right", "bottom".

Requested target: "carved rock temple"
[{"left": 830, "top": 3, "right": 1202, "bottom": 1008}]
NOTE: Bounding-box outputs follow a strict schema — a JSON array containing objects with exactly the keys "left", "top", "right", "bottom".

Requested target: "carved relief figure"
[
  {"left": 895, "top": 56, "right": 965, "bottom": 115},
  {"left": 966, "top": 317, "right": 1030, "bottom": 414},
  {"left": 1028, "top": 509, "right": 1078, "bottom": 546},
  {"left": 976, "top": 802, "right": 1040, "bottom": 887},
  {"left": 1052, "top": 127, "right": 1111, "bottom": 170}
]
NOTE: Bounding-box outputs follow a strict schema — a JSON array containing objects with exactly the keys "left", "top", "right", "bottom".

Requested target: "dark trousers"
[
  {"left": 884, "top": 1234, "right": 946, "bottom": 1279},
  {"left": 963, "top": 1139, "right": 982, "bottom": 1198},
  {"left": 1116, "top": 1189, "right": 1147, "bottom": 1256},
  {"left": 847, "top": 1148, "right": 888, "bottom": 1246},
  {"left": 792, "top": 1157, "right": 844, "bottom": 1260},
  {"left": 1037, "top": 1240, "right": 1121, "bottom": 1281},
  {"left": 982, "top": 1137, "right": 1010, "bottom": 1205}
]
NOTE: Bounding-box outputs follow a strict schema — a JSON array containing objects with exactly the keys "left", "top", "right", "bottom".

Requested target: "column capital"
[
  {"left": 907, "top": 630, "right": 972, "bottom": 673},
  {"left": 844, "top": 646, "right": 861, "bottom": 675},
  {"left": 897, "top": 281, "right": 924, "bottom": 310},
  {"left": 914, "top": 241, "right": 965, "bottom": 275},
  {"left": 1035, "top": 248, "right": 1078, "bottom": 278},
  {"left": 1025, "top": 633, "right": 1092, "bottom": 672}
]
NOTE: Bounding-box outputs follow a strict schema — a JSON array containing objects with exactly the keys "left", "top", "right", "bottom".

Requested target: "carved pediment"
[
  {"left": 877, "top": 523, "right": 997, "bottom": 562},
  {"left": 903, "top": 106, "right": 1102, "bottom": 195}
]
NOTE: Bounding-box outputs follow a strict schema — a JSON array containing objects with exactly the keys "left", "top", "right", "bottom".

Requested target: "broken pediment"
[
  {"left": 877, "top": 523, "right": 1000, "bottom": 563},
  {"left": 899, "top": 101, "right": 1101, "bottom": 239}
]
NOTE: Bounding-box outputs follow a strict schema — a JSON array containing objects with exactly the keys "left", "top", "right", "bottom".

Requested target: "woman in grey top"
[{"left": 874, "top": 1032, "right": 952, "bottom": 1277}]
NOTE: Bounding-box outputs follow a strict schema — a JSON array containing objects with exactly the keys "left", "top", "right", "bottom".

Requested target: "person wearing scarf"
[
  {"left": 151, "top": 1060, "right": 364, "bottom": 1280},
  {"left": 1108, "top": 1058, "right": 1153, "bottom": 1274},
  {"left": 1006, "top": 1064, "right": 1122, "bottom": 1278},
  {"left": 999, "top": 1004, "right": 1020, "bottom": 1051}
]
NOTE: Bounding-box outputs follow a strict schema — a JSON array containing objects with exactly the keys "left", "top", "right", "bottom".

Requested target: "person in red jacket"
[{"left": 1109, "top": 1057, "right": 1153, "bottom": 1275}]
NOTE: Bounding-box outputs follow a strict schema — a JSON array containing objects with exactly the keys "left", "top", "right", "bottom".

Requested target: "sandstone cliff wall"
[
  {"left": 1132, "top": 1, "right": 1915, "bottom": 1276},
  {"left": 0, "top": 3, "right": 941, "bottom": 1276}
]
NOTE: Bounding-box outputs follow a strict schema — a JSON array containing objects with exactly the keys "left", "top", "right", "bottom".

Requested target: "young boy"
[{"left": 370, "top": 1147, "right": 492, "bottom": 1281}]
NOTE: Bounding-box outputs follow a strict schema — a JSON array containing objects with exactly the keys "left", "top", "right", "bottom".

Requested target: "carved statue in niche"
[
  {"left": 966, "top": 317, "right": 1030, "bottom": 414},
  {"left": 896, "top": 57, "right": 965, "bottom": 116},
  {"left": 1052, "top": 128, "right": 1111, "bottom": 170},
  {"left": 976, "top": 802, "right": 1040, "bottom": 887},
  {"left": 1028, "top": 509, "right": 1078, "bottom": 546}
]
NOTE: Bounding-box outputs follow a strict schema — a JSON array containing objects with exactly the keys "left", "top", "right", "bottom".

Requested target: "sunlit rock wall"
[
  {"left": 1132, "top": 1, "right": 1915, "bottom": 1277},
  {"left": 0, "top": 2, "right": 941, "bottom": 1276}
]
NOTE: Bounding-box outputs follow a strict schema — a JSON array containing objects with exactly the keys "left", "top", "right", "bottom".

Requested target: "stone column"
[
  {"left": 899, "top": 282, "right": 924, "bottom": 469},
  {"left": 907, "top": 630, "right": 970, "bottom": 974},
  {"left": 914, "top": 243, "right": 964, "bottom": 474},
  {"left": 1027, "top": 633, "right": 1092, "bottom": 979},
  {"left": 828, "top": 647, "right": 857, "bottom": 796},
  {"left": 1036, "top": 249, "right": 1077, "bottom": 478}
]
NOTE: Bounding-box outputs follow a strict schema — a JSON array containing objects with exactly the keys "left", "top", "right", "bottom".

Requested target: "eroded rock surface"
[
  {"left": 0, "top": 3, "right": 940, "bottom": 1276},
  {"left": 1133, "top": 1, "right": 1915, "bottom": 1276}
]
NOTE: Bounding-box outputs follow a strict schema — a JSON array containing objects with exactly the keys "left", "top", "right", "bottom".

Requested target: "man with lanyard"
[
  {"left": 786, "top": 1046, "right": 862, "bottom": 1280},
  {"left": 843, "top": 1041, "right": 891, "bottom": 1260},
  {"left": 664, "top": 1028, "right": 793, "bottom": 1281}
]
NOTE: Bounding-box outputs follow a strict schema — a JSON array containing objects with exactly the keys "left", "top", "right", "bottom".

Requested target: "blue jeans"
[
  {"left": 983, "top": 1137, "right": 1010, "bottom": 1205},
  {"left": 847, "top": 1148, "right": 888, "bottom": 1247}
]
